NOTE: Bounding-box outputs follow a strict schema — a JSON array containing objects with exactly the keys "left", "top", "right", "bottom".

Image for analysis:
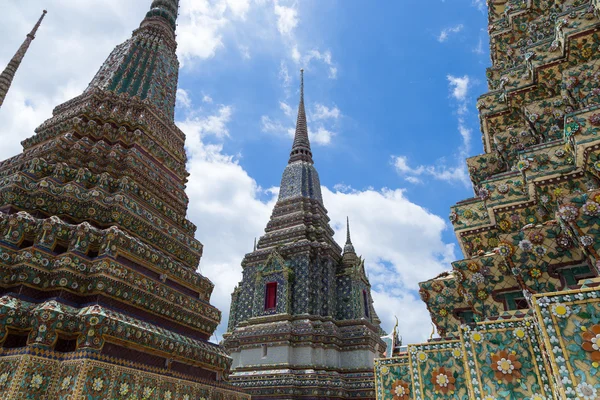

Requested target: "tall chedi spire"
[
  {"left": 81, "top": 0, "right": 181, "bottom": 120},
  {"left": 289, "top": 69, "right": 313, "bottom": 164},
  {"left": 224, "top": 70, "right": 385, "bottom": 399},
  {"left": 0, "top": 1, "right": 248, "bottom": 398},
  {"left": 0, "top": 10, "right": 47, "bottom": 108}
]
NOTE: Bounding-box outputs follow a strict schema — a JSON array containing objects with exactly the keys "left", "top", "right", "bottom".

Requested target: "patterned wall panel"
[
  {"left": 461, "top": 319, "right": 555, "bottom": 400},
  {"left": 534, "top": 286, "right": 600, "bottom": 399},
  {"left": 374, "top": 356, "right": 412, "bottom": 400},
  {"left": 407, "top": 339, "right": 472, "bottom": 399}
]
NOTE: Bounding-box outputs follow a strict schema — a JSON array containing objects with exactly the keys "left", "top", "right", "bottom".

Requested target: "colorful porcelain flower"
[
  {"left": 580, "top": 236, "right": 594, "bottom": 247},
  {"left": 556, "top": 235, "right": 572, "bottom": 249},
  {"left": 431, "top": 281, "right": 444, "bottom": 293},
  {"left": 499, "top": 220, "right": 511, "bottom": 231},
  {"left": 491, "top": 350, "right": 522, "bottom": 382},
  {"left": 513, "top": 328, "right": 527, "bottom": 340},
  {"left": 518, "top": 239, "right": 533, "bottom": 252},
  {"left": 533, "top": 245, "right": 547, "bottom": 257},
  {"left": 467, "top": 262, "right": 480, "bottom": 272},
  {"left": 517, "top": 160, "right": 530, "bottom": 171},
  {"left": 0, "top": 372, "right": 9, "bottom": 387},
  {"left": 582, "top": 201, "right": 600, "bottom": 216},
  {"left": 582, "top": 325, "right": 600, "bottom": 362},
  {"left": 529, "top": 268, "right": 542, "bottom": 280},
  {"left": 576, "top": 381, "right": 597, "bottom": 400},
  {"left": 416, "top": 351, "right": 428, "bottom": 363},
  {"left": 551, "top": 303, "right": 571, "bottom": 318},
  {"left": 119, "top": 382, "right": 130, "bottom": 396},
  {"left": 470, "top": 272, "right": 485, "bottom": 285},
  {"left": 30, "top": 374, "right": 43, "bottom": 389},
  {"left": 557, "top": 204, "right": 579, "bottom": 222},
  {"left": 590, "top": 113, "right": 600, "bottom": 126},
  {"left": 479, "top": 188, "right": 490, "bottom": 200},
  {"left": 61, "top": 376, "right": 72, "bottom": 391},
  {"left": 92, "top": 377, "right": 103, "bottom": 392},
  {"left": 497, "top": 242, "right": 514, "bottom": 257},
  {"left": 431, "top": 367, "right": 456, "bottom": 395},
  {"left": 391, "top": 380, "right": 410, "bottom": 400},
  {"left": 477, "top": 289, "right": 489, "bottom": 300},
  {"left": 471, "top": 331, "right": 484, "bottom": 343},
  {"left": 525, "top": 213, "right": 538, "bottom": 224},
  {"left": 529, "top": 232, "right": 544, "bottom": 244}
]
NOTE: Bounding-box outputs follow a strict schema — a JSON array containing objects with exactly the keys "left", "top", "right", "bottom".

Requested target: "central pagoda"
[
  {"left": 0, "top": 1, "right": 248, "bottom": 399},
  {"left": 223, "top": 71, "right": 386, "bottom": 399}
]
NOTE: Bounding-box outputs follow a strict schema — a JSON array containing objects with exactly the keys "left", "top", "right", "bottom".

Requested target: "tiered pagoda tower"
[
  {"left": 0, "top": 2, "right": 248, "bottom": 399},
  {"left": 223, "top": 71, "right": 386, "bottom": 399},
  {"left": 0, "top": 10, "right": 46, "bottom": 108},
  {"left": 375, "top": 1, "right": 600, "bottom": 399}
]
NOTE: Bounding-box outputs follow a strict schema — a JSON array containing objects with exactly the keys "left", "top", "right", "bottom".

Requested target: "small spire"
[
  {"left": 346, "top": 217, "right": 352, "bottom": 244},
  {"left": 288, "top": 69, "right": 314, "bottom": 164},
  {"left": 0, "top": 10, "right": 47, "bottom": 109},
  {"left": 253, "top": 237, "right": 257, "bottom": 251},
  {"left": 343, "top": 217, "right": 356, "bottom": 255}
]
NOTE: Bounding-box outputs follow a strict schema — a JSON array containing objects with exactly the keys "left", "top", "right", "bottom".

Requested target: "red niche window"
[{"left": 265, "top": 282, "right": 278, "bottom": 310}]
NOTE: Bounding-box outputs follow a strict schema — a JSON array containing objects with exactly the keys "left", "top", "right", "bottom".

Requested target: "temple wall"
[{"left": 375, "top": 283, "right": 600, "bottom": 399}]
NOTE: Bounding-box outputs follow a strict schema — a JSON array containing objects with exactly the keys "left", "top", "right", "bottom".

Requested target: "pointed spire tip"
[{"left": 288, "top": 69, "right": 313, "bottom": 164}]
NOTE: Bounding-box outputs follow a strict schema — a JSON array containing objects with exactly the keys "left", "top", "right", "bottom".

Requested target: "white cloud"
[
  {"left": 472, "top": 0, "right": 486, "bottom": 11},
  {"left": 225, "top": 0, "right": 251, "bottom": 19},
  {"left": 313, "top": 104, "right": 341, "bottom": 120},
  {"left": 438, "top": 24, "right": 464, "bottom": 42},
  {"left": 179, "top": 105, "right": 233, "bottom": 140},
  {"left": 279, "top": 61, "right": 291, "bottom": 88},
  {"left": 202, "top": 94, "right": 214, "bottom": 103},
  {"left": 392, "top": 155, "right": 469, "bottom": 186},
  {"left": 261, "top": 115, "right": 286, "bottom": 134},
  {"left": 177, "top": 88, "right": 193, "bottom": 109},
  {"left": 273, "top": 1, "right": 298, "bottom": 36},
  {"left": 447, "top": 74, "right": 470, "bottom": 101},
  {"left": 280, "top": 101, "right": 293, "bottom": 117},
  {"left": 474, "top": 36, "right": 485, "bottom": 55},
  {"left": 392, "top": 75, "right": 474, "bottom": 187},
  {"left": 310, "top": 126, "right": 334, "bottom": 145}
]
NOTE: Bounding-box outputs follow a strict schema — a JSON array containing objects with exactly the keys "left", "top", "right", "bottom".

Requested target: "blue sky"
[{"left": 0, "top": 0, "right": 490, "bottom": 343}]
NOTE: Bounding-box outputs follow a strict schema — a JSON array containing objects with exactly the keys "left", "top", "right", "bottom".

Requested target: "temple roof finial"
[
  {"left": 288, "top": 69, "right": 313, "bottom": 164},
  {"left": 343, "top": 217, "right": 356, "bottom": 255},
  {"left": 143, "top": 0, "right": 180, "bottom": 33},
  {"left": 0, "top": 10, "right": 47, "bottom": 109}
]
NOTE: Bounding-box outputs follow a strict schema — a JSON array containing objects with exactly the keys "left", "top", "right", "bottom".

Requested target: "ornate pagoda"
[
  {"left": 375, "top": 1, "right": 600, "bottom": 399},
  {"left": 0, "top": 1, "right": 249, "bottom": 399},
  {"left": 223, "top": 71, "right": 386, "bottom": 399}
]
